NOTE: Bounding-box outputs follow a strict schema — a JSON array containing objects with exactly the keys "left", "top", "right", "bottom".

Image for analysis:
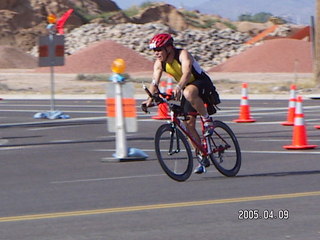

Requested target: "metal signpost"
[{"left": 34, "top": 14, "right": 70, "bottom": 119}]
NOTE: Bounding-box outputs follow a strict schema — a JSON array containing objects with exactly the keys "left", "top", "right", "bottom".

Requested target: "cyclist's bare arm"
[
  {"left": 173, "top": 50, "right": 192, "bottom": 100},
  {"left": 143, "top": 60, "right": 163, "bottom": 106},
  {"left": 178, "top": 49, "right": 193, "bottom": 89}
]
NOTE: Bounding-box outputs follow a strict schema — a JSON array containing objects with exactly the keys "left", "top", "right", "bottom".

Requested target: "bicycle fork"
[{"left": 168, "top": 127, "right": 180, "bottom": 155}]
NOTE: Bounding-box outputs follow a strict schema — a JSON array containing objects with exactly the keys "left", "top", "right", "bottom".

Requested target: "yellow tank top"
[{"left": 165, "top": 59, "right": 195, "bottom": 83}]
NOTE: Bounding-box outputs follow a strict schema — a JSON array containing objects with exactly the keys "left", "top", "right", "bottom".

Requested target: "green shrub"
[{"left": 123, "top": 6, "right": 140, "bottom": 17}]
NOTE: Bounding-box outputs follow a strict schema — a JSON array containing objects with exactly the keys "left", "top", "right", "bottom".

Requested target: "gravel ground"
[{"left": 0, "top": 69, "right": 318, "bottom": 98}]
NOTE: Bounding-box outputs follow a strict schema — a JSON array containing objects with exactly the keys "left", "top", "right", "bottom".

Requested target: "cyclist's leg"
[
  {"left": 181, "top": 96, "right": 210, "bottom": 174},
  {"left": 183, "top": 82, "right": 214, "bottom": 136},
  {"left": 183, "top": 84, "right": 208, "bottom": 116},
  {"left": 185, "top": 114, "right": 201, "bottom": 148},
  {"left": 181, "top": 96, "right": 201, "bottom": 149},
  {"left": 185, "top": 75, "right": 218, "bottom": 115}
]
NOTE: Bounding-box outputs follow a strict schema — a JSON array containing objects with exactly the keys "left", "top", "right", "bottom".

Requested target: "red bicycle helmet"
[{"left": 149, "top": 33, "right": 174, "bottom": 49}]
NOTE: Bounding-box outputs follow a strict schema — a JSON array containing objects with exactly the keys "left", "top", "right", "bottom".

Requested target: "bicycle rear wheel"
[
  {"left": 155, "top": 124, "right": 193, "bottom": 181},
  {"left": 207, "top": 120, "right": 241, "bottom": 176}
]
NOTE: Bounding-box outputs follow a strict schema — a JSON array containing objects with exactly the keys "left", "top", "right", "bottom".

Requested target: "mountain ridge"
[
  {"left": 0, "top": 0, "right": 310, "bottom": 53},
  {"left": 190, "top": 0, "right": 314, "bottom": 24}
]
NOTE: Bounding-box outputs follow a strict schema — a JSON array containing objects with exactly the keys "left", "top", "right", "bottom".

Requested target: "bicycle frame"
[{"left": 168, "top": 111, "right": 211, "bottom": 157}]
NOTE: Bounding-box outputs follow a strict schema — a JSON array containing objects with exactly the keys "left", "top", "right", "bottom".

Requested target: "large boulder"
[
  {"left": 132, "top": 3, "right": 188, "bottom": 31},
  {"left": 235, "top": 21, "right": 274, "bottom": 36},
  {"left": 0, "top": 0, "right": 119, "bottom": 51}
]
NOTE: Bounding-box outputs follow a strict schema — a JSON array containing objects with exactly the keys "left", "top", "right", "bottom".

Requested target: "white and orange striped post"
[
  {"left": 283, "top": 96, "right": 317, "bottom": 150},
  {"left": 233, "top": 82, "right": 256, "bottom": 123},
  {"left": 104, "top": 59, "right": 148, "bottom": 161},
  {"left": 282, "top": 84, "right": 296, "bottom": 126}
]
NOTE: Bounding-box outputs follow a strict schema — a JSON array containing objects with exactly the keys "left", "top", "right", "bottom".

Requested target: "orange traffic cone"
[
  {"left": 233, "top": 83, "right": 256, "bottom": 123},
  {"left": 152, "top": 80, "right": 170, "bottom": 120},
  {"left": 166, "top": 77, "right": 173, "bottom": 95},
  {"left": 283, "top": 96, "right": 317, "bottom": 150},
  {"left": 282, "top": 84, "right": 296, "bottom": 126}
]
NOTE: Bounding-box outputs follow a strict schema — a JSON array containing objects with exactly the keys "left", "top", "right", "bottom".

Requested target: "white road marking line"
[
  {"left": 94, "top": 149, "right": 154, "bottom": 152},
  {"left": 0, "top": 139, "right": 9, "bottom": 145},
  {"left": 29, "top": 125, "right": 82, "bottom": 131},
  {"left": 51, "top": 173, "right": 167, "bottom": 184},
  {"left": 258, "top": 139, "right": 320, "bottom": 142},
  {"left": 241, "top": 150, "right": 320, "bottom": 155},
  {"left": 94, "top": 149, "right": 320, "bottom": 155},
  {"left": 50, "top": 169, "right": 224, "bottom": 184},
  {"left": 0, "top": 117, "right": 107, "bottom": 127},
  {"left": 0, "top": 146, "right": 40, "bottom": 150},
  {"left": 0, "top": 109, "right": 106, "bottom": 114},
  {"left": 0, "top": 103, "right": 104, "bottom": 107}
]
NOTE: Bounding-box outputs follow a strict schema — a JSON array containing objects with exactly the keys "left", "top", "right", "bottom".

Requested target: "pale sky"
[
  {"left": 113, "top": 0, "right": 314, "bottom": 24},
  {"left": 114, "top": 0, "right": 198, "bottom": 10}
]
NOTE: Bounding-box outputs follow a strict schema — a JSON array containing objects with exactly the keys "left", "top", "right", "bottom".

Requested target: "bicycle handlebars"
[{"left": 141, "top": 84, "right": 174, "bottom": 113}]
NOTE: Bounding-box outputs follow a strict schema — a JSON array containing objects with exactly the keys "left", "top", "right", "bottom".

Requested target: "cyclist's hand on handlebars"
[
  {"left": 173, "top": 86, "right": 182, "bottom": 101},
  {"left": 141, "top": 98, "right": 154, "bottom": 113},
  {"left": 141, "top": 103, "right": 148, "bottom": 113},
  {"left": 142, "top": 97, "right": 153, "bottom": 107}
]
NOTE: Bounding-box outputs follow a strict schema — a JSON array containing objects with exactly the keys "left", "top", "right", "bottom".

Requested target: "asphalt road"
[{"left": 0, "top": 97, "right": 320, "bottom": 240}]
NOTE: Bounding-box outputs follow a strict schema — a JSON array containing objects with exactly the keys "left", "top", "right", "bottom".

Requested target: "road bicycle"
[{"left": 141, "top": 85, "right": 241, "bottom": 182}]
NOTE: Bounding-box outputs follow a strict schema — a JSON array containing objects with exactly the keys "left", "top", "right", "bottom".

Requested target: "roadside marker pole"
[
  {"left": 114, "top": 81, "right": 127, "bottom": 158},
  {"left": 103, "top": 59, "right": 148, "bottom": 162},
  {"left": 34, "top": 13, "right": 70, "bottom": 119},
  {"left": 49, "top": 33, "right": 56, "bottom": 112}
]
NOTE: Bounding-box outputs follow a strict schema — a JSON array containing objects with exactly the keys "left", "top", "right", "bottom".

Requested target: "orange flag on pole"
[{"left": 56, "top": 9, "right": 74, "bottom": 35}]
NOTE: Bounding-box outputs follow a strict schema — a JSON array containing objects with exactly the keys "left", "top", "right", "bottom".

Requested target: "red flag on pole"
[{"left": 56, "top": 9, "right": 74, "bottom": 35}]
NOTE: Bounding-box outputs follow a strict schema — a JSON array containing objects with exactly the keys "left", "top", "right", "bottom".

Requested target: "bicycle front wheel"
[
  {"left": 155, "top": 124, "right": 193, "bottom": 182},
  {"left": 207, "top": 120, "right": 241, "bottom": 177}
]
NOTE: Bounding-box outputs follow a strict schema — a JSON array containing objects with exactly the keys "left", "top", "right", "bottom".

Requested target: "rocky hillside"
[
  {"left": 50, "top": 22, "right": 251, "bottom": 69},
  {"left": 1, "top": 0, "right": 303, "bottom": 70},
  {"left": 0, "top": 0, "right": 120, "bottom": 51},
  {"left": 29, "top": 21, "right": 294, "bottom": 69},
  {"left": 0, "top": 0, "right": 237, "bottom": 52}
]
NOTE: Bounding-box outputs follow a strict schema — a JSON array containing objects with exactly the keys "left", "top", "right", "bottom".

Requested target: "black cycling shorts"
[{"left": 181, "top": 72, "right": 218, "bottom": 115}]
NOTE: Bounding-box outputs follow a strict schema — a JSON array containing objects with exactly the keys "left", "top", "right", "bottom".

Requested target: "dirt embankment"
[{"left": 209, "top": 39, "right": 312, "bottom": 73}]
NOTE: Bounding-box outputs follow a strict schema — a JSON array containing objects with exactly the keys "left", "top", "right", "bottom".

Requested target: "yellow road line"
[{"left": 1, "top": 191, "right": 319, "bottom": 223}]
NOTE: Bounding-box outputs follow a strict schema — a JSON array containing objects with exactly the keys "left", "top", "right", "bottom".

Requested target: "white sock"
[{"left": 201, "top": 114, "right": 210, "bottom": 120}]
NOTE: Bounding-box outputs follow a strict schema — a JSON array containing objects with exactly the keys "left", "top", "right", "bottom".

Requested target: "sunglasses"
[{"left": 152, "top": 47, "right": 163, "bottom": 52}]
